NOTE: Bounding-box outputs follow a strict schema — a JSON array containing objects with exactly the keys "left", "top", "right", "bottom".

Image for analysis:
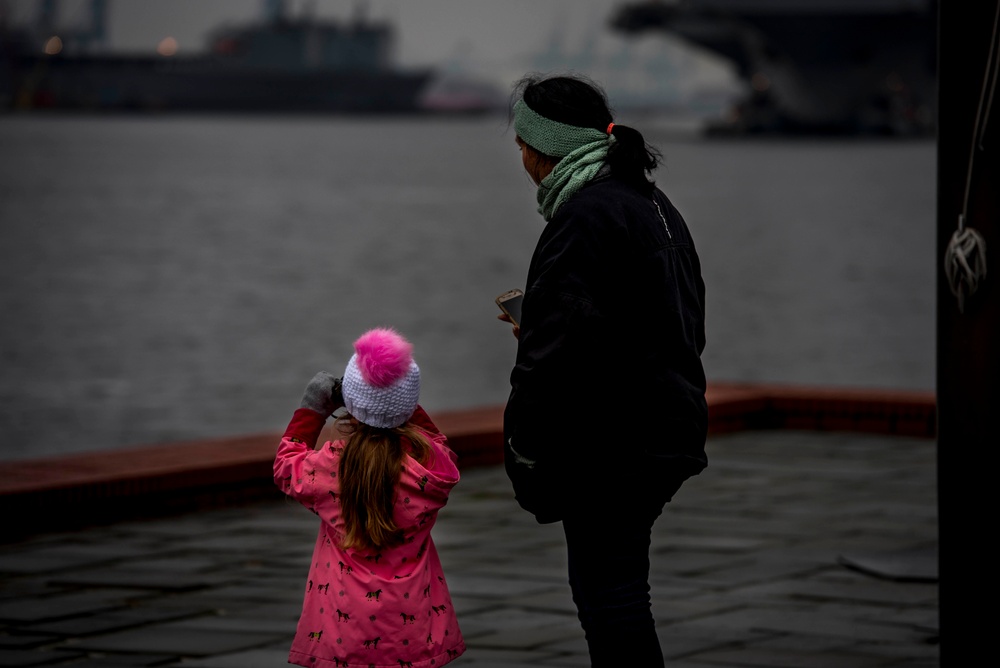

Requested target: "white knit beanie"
[{"left": 341, "top": 328, "right": 420, "bottom": 429}]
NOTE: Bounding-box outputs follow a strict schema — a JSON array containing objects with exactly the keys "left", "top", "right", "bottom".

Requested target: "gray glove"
[{"left": 299, "top": 372, "right": 344, "bottom": 417}]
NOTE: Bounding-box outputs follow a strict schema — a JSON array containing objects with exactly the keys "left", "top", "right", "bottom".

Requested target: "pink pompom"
[{"left": 353, "top": 328, "right": 414, "bottom": 387}]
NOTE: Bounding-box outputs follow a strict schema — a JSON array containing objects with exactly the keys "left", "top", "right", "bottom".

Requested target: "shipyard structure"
[
  {"left": 611, "top": 0, "right": 937, "bottom": 134},
  {"left": 0, "top": 0, "right": 432, "bottom": 113}
]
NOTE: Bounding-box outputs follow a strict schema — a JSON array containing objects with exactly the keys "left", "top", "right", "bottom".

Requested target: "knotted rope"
[
  {"left": 946, "top": 2, "right": 999, "bottom": 313},
  {"left": 945, "top": 217, "right": 988, "bottom": 313}
]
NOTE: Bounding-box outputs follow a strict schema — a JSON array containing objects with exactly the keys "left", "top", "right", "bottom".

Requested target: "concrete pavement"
[{"left": 0, "top": 428, "right": 938, "bottom": 667}]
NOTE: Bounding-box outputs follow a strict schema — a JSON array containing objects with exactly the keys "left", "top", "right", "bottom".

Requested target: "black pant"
[{"left": 561, "top": 473, "right": 686, "bottom": 668}]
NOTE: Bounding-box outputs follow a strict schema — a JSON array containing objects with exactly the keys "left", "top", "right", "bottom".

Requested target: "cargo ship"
[
  {"left": 0, "top": 0, "right": 433, "bottom": 113},
  {"left": 610, "top": 0, "right": 937, "bottom": 134}
]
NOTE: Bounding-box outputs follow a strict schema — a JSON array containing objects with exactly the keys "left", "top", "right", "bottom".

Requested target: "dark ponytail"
[
  {"left": 511, "top": 73, "right": 662, "bottom": 192},
  {"left": 606, "top": 124, "right": 660, "bottom": 192}
]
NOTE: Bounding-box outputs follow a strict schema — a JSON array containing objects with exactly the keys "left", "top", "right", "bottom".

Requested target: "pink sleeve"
[
  {"left": 283, "top": 407, "right": 327, "bottom": 444},
  {"left": 409, "top": 405, "right": 440, "bottom": 435},
  {"left": 408, "top": 406, "right": 459, "bottom": 468},
  {"left": 273, "top": 408, "right": 328, "bottom": 505}
]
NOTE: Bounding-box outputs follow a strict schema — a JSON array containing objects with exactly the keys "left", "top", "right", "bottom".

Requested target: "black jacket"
[{"left": 503, "top": 175, "right": 708, "bottom": 523}]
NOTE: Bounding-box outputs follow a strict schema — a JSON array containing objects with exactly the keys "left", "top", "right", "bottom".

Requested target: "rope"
[
  {"left": 945, "top": 220, "right": 988, "bottom": 313},
  {"left": 946, "top": 2, "right": 999, "bottom": 312},
  {"left": 979, "top": 6, "right": 1000, "bottom": 149}
]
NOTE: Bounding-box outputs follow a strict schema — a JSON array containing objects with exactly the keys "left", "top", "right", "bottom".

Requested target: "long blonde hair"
[{"left": 336, "top": 415, "right": 432, "bottom": 552}]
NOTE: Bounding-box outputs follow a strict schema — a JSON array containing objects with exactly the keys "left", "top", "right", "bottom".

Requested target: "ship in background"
[
  {"left": 0, "top": 0, "right": 433, "bottom": 113},
  {"left": 610, "top": 0, "right": 937, "bottom": 134}
]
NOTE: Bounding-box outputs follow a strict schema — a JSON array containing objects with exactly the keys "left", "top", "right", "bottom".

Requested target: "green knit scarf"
[{"left": 513, "top": 99, "right": 613, "bottom": 221}]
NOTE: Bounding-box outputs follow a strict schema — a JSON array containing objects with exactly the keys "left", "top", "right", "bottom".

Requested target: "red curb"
[
  {"left": 706, "top": 383, "right": 937, "bottom": 438},
  {"left": 0, "top": 384, "right": 935, "bottom": 540}
]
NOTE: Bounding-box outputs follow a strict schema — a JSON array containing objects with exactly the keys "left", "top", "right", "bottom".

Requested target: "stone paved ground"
[{"left": 0, "top": 430, "right": 939, "bottom": 667}]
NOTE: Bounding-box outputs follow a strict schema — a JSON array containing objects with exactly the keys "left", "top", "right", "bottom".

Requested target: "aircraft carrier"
[{"left": 610, "top": 0, "right": 937, "bottom": 134}]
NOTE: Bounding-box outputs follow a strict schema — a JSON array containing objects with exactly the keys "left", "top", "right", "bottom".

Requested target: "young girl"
[{"left": 274, "top": 328, "right": 465, "bottom": 668}]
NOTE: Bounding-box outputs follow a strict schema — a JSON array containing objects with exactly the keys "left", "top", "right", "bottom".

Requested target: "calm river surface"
[{"left": 0, "top": 115, "right": 936, "bottom": 460}]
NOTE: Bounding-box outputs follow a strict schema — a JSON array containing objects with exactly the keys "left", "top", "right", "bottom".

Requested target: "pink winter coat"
[{"left": 274, "top": 405, "right": 465, "bottom": 668}]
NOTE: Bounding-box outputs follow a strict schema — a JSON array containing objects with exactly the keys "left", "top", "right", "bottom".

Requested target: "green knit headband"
[{"left": 513, "top": 99, "right": 610, "bottom": 158}]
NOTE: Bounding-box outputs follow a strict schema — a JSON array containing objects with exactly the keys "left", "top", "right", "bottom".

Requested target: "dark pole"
[{"left": 937, "top": 0, "right": 999, "bottom": 665}]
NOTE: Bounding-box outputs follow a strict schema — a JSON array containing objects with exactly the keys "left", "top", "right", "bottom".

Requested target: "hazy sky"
[
  {"left": 5, "top": 1, "right": 640, "bottom": 61},
  {"left": 2, "top": 0, "right": 737, "bottom": 96}
]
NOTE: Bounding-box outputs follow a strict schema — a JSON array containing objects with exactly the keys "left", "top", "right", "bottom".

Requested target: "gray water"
[{"left": 0, "top": 115, "right": 936, "bottom": 461}]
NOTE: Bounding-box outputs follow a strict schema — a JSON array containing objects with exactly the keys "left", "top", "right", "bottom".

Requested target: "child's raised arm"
[
  {"left": 273, "top": 372, "right": 343, "bottom": 502},
  {"left": 408, "top": 405, "right": 440, "bottom": 435}
]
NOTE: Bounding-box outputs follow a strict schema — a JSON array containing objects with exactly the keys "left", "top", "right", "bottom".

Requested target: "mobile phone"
[{"left": 496, "top": 288, "right": 524, "bottom": 328}]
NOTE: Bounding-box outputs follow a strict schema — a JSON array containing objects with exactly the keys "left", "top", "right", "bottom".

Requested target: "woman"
[{"left": 501, "top": 74, "right": 709, "bottom": 667}]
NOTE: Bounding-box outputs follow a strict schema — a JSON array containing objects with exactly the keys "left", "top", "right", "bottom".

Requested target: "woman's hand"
[{"left": 497, "top": 313, "right": 520, "bottom": 340}]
